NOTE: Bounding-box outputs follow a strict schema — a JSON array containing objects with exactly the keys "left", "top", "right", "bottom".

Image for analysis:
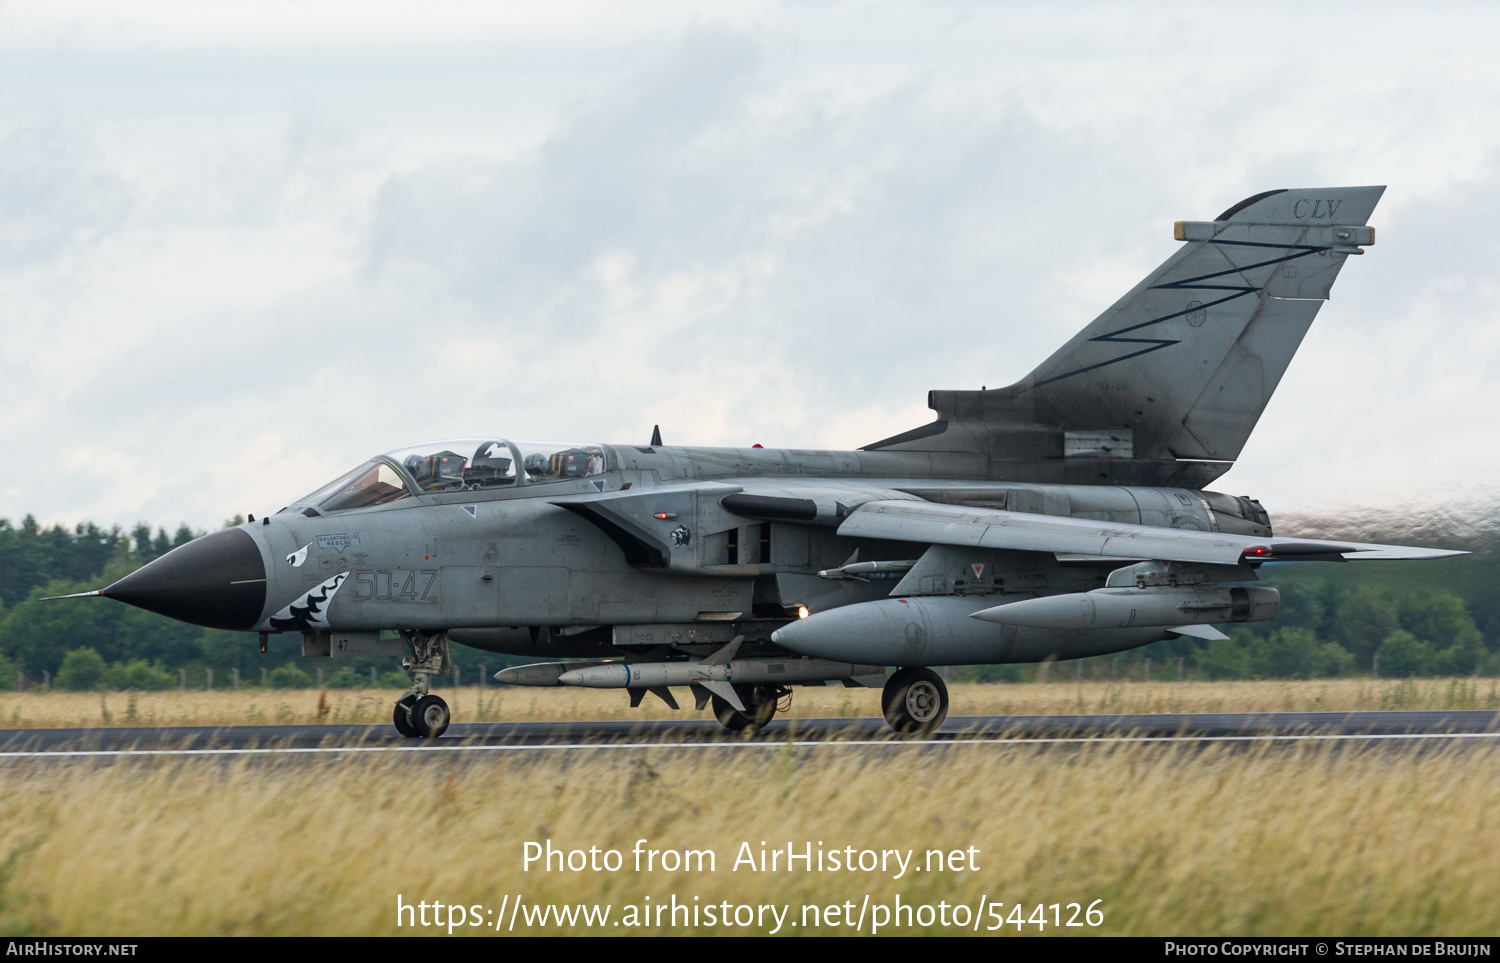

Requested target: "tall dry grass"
[
  {"left": 2, "top": 677, "right": 1498, "bottom": 730},
  {"left": 0, "top": 741, "right": 1496, "bottom": 935}
]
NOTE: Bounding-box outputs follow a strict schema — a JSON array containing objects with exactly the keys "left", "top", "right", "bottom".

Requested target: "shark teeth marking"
[{"left": 269, "top": 572, "right": 348, "bottom": 631}]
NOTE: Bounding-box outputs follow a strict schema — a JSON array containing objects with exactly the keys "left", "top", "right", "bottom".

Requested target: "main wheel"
[
  {"left": 393, "top": 694, "right": 419, "bottom": 737},
  {"left": 711, "top": 690, "right": 776, "bottom": 732},
  {"left": 882, "top": 667, "right": 949, "bottom": 735},
  {"left": 410, "top": 694, "right": 451, "bottom": 738}
]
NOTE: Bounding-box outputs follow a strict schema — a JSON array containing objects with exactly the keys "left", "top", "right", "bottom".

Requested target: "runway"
[{"left": 2, "top": 710, "right": 1499, "bottom": 759}]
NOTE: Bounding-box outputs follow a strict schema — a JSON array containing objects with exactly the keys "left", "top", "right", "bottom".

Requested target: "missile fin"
[
  {"left": 698, "top": 679, "right": 745, "bottom": 712},
  {"left": 690, "top": 684, "right": 712, "bottom": 710},
  {"left": 647, "top": 686, "right": 680, "bottom": 710},
  {"left": 628, "top": 688, "right": 646, "bottom": 708},
  {"left": 700, "top": 634, "right": 745, "bottom": 666}
]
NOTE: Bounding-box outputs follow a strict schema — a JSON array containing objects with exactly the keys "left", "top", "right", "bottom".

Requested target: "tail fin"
[{"left": 883, "top": 186, "right": 1383, "bottom": 476}]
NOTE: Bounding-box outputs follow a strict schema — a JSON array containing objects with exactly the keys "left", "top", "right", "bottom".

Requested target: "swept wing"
[{"left": 837, "top": 499, "right": 1463, "bottom": 565}]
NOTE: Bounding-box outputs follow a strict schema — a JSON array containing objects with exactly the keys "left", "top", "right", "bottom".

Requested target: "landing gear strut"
[
  {"left": 393, "top": 631, "right": 451, "bottom": 738},
  {"left": 711, "top": 685, "right": 783, "bottom": 732},
  {"left": 882, "top": 667, "right": 948, "bottom": 735}
]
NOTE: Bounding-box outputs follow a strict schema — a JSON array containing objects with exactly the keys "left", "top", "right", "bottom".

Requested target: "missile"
[
  {"left": 497, "top": 639, "right": 884, "bottom": 713},
  {"left": 494, "top": 660, "right": 616, "bottom": 686},
  {"left": 555, "top": 658, "right": 885, "bottom": 690},
  {"left": 969, "top": 585, "right": 1279, "bottom": 630},
  {"left": 817, "top": 559, "right": 918, "bottom": 580}
]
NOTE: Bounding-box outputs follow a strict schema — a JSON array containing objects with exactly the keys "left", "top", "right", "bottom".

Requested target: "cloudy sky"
[{"left": 2, "top": 1, "right": 1498, "bottom": 530}]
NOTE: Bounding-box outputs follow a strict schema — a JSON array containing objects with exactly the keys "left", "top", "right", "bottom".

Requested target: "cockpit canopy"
[{"left": 302, "top": 439, "right": 607, "bottom": 513}]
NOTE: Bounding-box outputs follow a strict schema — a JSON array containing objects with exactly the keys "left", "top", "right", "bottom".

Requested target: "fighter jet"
[{"left": 54, "top": 185, "right": 1462, "bottom": 737}]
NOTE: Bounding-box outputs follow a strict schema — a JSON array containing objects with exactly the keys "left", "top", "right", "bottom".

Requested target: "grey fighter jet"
[{"left": 57, "top": 186, "right": 1462, "bottom": 736}]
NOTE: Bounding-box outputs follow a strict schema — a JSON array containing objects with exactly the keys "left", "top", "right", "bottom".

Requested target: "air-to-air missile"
[
  {"left": 50, "top": 185, "right": 1467, "bottom": 738},
  {"left": 495, "top": 637, "right": 884, "bottom": 712},
  {"left": 551, "top": 658, "right": 884, "bottom": 691}
]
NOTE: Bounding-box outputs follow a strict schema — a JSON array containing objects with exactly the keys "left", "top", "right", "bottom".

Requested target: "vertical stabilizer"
[{"left": 890, "top": 186, "right": 1383, "bottom": 475}]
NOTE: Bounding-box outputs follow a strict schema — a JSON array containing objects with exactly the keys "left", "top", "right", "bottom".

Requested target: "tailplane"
[{"left": 869, "top": 186, "right": 1383, "bottom": 483}]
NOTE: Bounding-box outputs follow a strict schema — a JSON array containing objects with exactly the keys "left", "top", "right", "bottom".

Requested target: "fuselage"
[{"left": 101, "top": 437, "right": 1273, "bottom": 662}]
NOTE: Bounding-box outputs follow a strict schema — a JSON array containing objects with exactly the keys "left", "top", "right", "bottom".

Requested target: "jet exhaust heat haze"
[{"left": 52, "top": 186, "right": 1463, "bottom": 737}]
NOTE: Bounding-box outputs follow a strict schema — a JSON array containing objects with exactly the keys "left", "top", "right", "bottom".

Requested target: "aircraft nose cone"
[{"left": 102, "top": 527, "right": 267, "bottom": 630}]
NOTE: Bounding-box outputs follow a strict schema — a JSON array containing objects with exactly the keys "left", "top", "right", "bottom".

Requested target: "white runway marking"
[{"left": 2, "top": 730, "right": 1499, "bottom": 759}]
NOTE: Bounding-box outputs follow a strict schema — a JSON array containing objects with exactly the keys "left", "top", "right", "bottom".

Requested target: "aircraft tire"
[
  {"left": 711, "top": 691, "right": 776, "bottom": 732},
  {"left": 393, "top": 694, "right": 419, "bottom": 737},
  {"left": 882, "top": 668, "right": 948, "bottom": 735},
  {"left": 410, "top": 694, "right": 451, "bottom": 738}
]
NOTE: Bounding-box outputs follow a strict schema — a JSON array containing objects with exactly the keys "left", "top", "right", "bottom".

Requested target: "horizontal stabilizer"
[{"left": 1169, "top": 624, "right": 1231, "bottom": 641}]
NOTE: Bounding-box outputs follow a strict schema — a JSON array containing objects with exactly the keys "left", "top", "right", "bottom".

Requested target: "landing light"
[{"left": 797, "top": 605, "right": 810, "bottom": 619}]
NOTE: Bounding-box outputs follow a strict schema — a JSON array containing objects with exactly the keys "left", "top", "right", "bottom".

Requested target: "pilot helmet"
[{"left": 403, "top": 454, "right": 432, "bottom": 482}]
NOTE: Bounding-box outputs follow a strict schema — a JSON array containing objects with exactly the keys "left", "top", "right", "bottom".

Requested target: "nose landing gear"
[{"left": 392, "top": 631, "right": 452, "bottom": 738}]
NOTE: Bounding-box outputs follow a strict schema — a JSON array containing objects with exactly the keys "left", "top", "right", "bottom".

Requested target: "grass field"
[
  {"left": 0, "top": 739, "right": 1496, "bottom": 936},
  {"left": 2, "top": 677, "right": 1498, "bottom": 729}
]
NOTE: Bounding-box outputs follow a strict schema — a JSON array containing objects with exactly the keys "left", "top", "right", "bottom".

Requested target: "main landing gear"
[
  {"left": 882, "top": 667, "right": 949, "bottom": 735},
  {"left": 393, "top": 631, "right": 451, "bottom": 738},
  {"left": 710, "top": 685, "right": 786, "bottom": 733}
]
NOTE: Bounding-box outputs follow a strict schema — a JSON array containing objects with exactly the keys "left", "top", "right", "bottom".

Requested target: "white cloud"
[{"left": 2, "top": 3, "right": 1500, "bottom": 529}]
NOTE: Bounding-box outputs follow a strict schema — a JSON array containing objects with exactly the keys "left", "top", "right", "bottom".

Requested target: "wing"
[
  {"left": 837, "top": 500, "right": 1463, "bottom": 565},
  {"left": 548, "top": 481, "right": 919, "bottom": 572}
]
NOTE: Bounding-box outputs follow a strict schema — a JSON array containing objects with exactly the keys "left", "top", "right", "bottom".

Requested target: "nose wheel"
[
  {"left": 394, "top": 693, "right": 450, "bottom": 738},
  {"left": 882, "top": 667, "right": 948, "bottom": 735},
  {"left": 392, "top": 631, "right": 453, "bottom": 738}
]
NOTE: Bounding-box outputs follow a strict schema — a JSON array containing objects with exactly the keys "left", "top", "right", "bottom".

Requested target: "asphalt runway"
[{"left": 2, "top": 710, "right": 1499, "bottom": 759}]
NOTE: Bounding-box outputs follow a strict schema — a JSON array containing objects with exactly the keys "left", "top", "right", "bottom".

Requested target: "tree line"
[{"left": 1, "top": 514, "right": 1497, "bottom": 690}]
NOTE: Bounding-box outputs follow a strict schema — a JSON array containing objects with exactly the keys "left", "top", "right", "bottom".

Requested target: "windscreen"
[{"left": 307, "top": 461, "right": 412, "bottom": 512}]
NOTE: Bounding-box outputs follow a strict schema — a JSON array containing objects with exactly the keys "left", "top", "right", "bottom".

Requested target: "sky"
[{"left": 2, "top": 1, "right": 1499, "bottom": 531}]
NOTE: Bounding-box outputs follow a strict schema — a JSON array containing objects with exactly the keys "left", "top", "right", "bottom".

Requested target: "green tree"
[
  {"left": 101, "top": 659, "right": 176, "bottom": 690},
  {"left": 0, "top": 516, "right": 126, "bottom": 605},
  {"left": 1197, "top": 634, "right": 1251, "bottom": 679},
  {"left": 1330, "top": 586, "right": 1401, "bottom": 668},
  {"left": 1247, "top": 628, "right": 1353, "bottom": 679},
  {"left": 0, "top": 569, "right": 207, "bottom": 678},
  {"left": 267, "top": 663, "right": 312, "bottom": 688},
  {"left": 1377, "top": 630, "right": 1436, "bottom": 677},
  {"left": 326, "top": 668, "right": 367, "bottom": 689},
  {"left": 55, "top": 648, "right": 107, "bottom": 690}
]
